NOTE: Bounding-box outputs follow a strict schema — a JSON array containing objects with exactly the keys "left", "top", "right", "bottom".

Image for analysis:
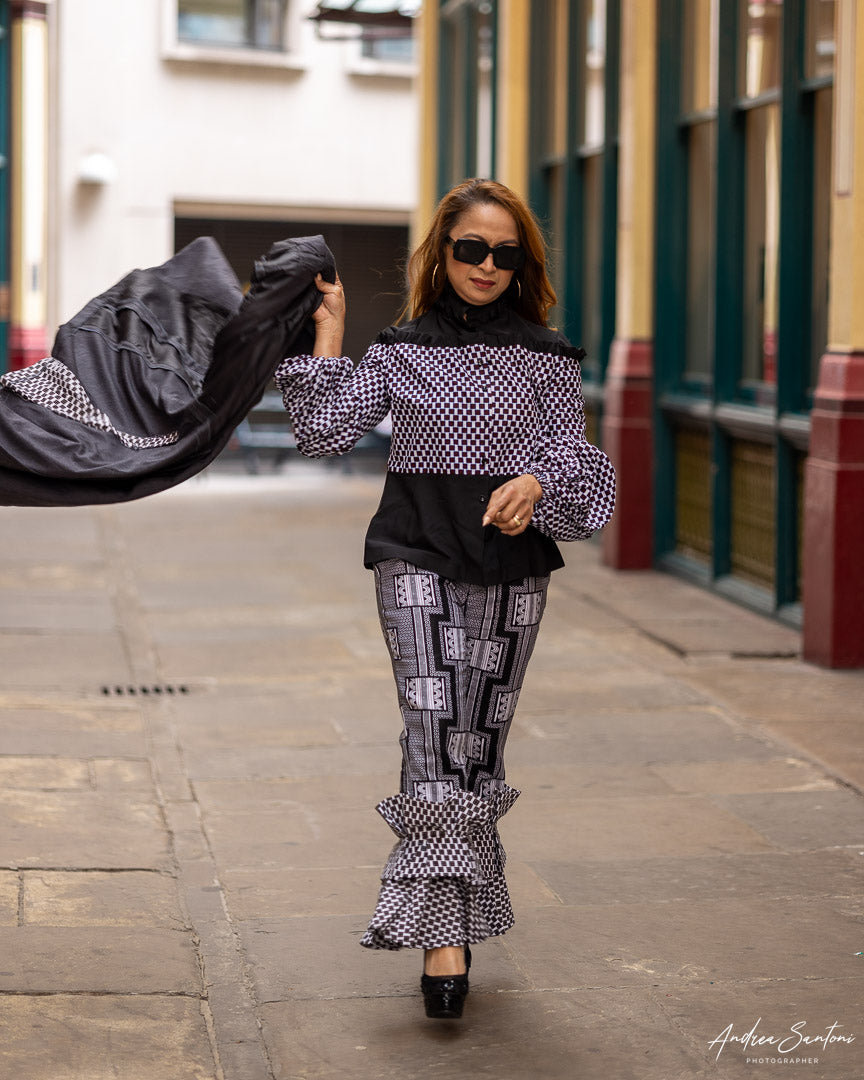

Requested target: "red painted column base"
[
  {"left": 600, "top": 337, "right": 655, "bottom": 570},
  {"left": 8, "top": 325, "right": 50, "bottom": 371},
  {"left": 802, "top": 350, "right": 864, "bottom": 668}
]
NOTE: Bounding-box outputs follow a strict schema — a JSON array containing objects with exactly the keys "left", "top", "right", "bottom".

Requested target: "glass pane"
[
  {"left": 741, "top": 103, "right": 780, "bottom": 391},
  {"left": 683, "top": 0, "right": 719, "bottom": 111},
  {"left": 178, "top": 0, "right": 246, "bottom": 46},
  {"left": 475, "top": 7, "right": 494, "bottom": 177},
  {"left": 443, "top": 14, "right": 468, "bottom": 187},
  {"left": 583, "top": 0, "right": 606, "bottom": 146},
  {"left": 685, "top": 120, "right": 716, "bottom": 382},
  {"left": 581, "top": 154, "right": 603, "bottom": 377},
  {"left": 252, "top": 0, "right": 285, "bottom": 49},
  {"left": 540, "top": 0, "right": 569, "bottom": 158},
  {"left": 807, "top": 0, "right": 836, "bottom": 78},
  {"left": 810, "top": 87, "right": 832, "bottom": 391},
  {"left": 741, "top": 0, "right": 783, "bottom": 98}
]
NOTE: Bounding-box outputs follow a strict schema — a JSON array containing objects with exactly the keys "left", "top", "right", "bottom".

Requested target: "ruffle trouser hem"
[{"left": 360, "top": 783, "right": 520, "bottom": 950}]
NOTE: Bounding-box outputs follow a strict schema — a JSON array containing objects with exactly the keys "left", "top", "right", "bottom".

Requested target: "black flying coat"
[{"left": 0, "top": 234, "right": 335, "bottom": 506}]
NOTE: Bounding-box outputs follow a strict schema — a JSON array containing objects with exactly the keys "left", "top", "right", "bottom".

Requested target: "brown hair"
[{"left": 401, "top": 178, "right": 557, "bottom": 326}]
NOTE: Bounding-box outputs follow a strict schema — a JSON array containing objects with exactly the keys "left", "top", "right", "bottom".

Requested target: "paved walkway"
[{"left": 1, "top": 461, "right": 863, "bottom": 1080}]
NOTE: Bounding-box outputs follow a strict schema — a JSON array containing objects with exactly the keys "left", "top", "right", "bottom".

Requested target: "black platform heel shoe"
[
  {"left": 420, "top": 972, "right": 470, "bottom": 1019},
  {"left": 421, "top": 946, "right": 471, "bottom": 1019}
]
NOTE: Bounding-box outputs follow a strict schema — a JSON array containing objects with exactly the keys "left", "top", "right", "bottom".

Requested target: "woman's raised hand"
[{"left": 312, "top": 272, "right": 346, "bottom": 357}]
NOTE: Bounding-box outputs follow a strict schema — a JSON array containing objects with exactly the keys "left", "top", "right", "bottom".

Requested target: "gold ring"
[{"left": 512, "top": 515, "right": 523, "bottom": 526}]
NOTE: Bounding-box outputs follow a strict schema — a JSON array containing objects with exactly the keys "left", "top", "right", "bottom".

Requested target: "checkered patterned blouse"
[{"left": 275, "top": 289, "right": 616, "bottom": 585}]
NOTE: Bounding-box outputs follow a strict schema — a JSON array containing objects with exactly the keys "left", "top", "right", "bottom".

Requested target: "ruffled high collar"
[{"left": 434, "top": 282, "right": 514, "bottom": 332}]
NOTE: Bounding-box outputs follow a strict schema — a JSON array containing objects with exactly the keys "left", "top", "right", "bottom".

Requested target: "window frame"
[
  {"left": 654, "top": 0, "right": 834, "bottom": 618},
  {"left": 527, "top": 0, "right": 619, "bottom": 393},
  {"left": 162, "top": 0, "right": 305, "bottom": 70}
]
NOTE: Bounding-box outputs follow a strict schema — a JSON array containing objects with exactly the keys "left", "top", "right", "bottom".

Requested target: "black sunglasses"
[{"left": 447, "top": 236, "right": 526, "bottom": 272}]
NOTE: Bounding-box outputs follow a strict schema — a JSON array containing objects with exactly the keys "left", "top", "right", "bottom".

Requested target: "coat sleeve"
[
  {"left": 273, "top": 343, "right": 390, "bottom": 457},
  {"left": 526, "top": 353, "right": 616, "bottom": 541}
]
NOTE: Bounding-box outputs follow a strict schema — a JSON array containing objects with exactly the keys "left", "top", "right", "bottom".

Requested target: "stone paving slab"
[
  {"left": 200, "top": 801, "right": 393, "bottom": 871},
  {"left": 0, "top": 705, "right": 148, "bottom": 758},
  {"left": 711, "top": 789, "right": 864, "bottom": 851},
  {"left": 259, "top": 987, "right": 713, "bottom": 1080},
  {"left": 0, "top": 926, "right": 202, "bottom": 993},
  {"left": 502, "top": 793, "right": 774, "bottom": 861},
  {"left": 650, "top": 756, "right": 839, "bottom": 794},
  {"left": 655, "top": 978, "right": 864, "bottom": 1080},
  {"left": 0, "top": 789, "right": 172, "bottom": 869},
  {"left": 502, "top": 895, "right": 864, "bottom": 989},
  {"left": 20, "top": 870, "right": 184, "bottom": 927},
  {"left": 0, "top": 591, "right": 116, "bottom": 632},
  {"left": 0, "top": 633, "right": 131, "bottom": 690},
  {"left": 510, "top": 708, "right": 777, "bottom": 766},
  {"left": 768, "top": 719, "right": 864, "bottom": 791},
  {"left": 0, "top": 756, "right": 92, "bottom": 789},
  {"left": 193, "top": 773, "right": 397, "bottom": 814},
  {"left": 0, "top": 994, "right": 218, "bottom": 1080},
  {"left": 529, "top": 849, "right": 864, "bottom": 906}
]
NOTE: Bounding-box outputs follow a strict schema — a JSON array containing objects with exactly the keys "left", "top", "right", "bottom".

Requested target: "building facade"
[
  {"left": 1, "top": 0, "right": 418, "bottom": 368},
  {"left": 418, "top": 0, "right": 862, "bottom": 667}
]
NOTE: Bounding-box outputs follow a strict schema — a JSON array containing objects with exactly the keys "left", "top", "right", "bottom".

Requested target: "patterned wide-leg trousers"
[{"left": 360, "top": 558, "right": 549, "bottom": 950}]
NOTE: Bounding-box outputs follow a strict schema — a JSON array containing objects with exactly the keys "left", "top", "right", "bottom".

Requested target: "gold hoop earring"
[
  {"left": 516, "top": 278, "right": 522, "bottom": 299},
  {"left": 432, "top": 263, "right": 440, "bottom": 289}
]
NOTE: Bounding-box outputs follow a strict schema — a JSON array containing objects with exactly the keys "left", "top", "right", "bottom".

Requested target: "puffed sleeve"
[
  {"left": 273, "top": 343, "right": 390, "bottom": 457},
  {"left": 527, "top": 353, "right": 616, "bottom": 541}
]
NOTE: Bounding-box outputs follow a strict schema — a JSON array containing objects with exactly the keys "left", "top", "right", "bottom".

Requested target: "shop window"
[
  {"left": 439, "top": 2, "right": 496, "bottom": 191},
  {"left": 730, "top": 439, "right": 776, "bottom": 589},
  {"left": 178, "top": 0, "right": 287, "bottom": 51},
  {"left": 681, "top": 0, "right": 718, "bottom": 386},
  {"left": 741, "top": 102, "right": 780, "bottom": 394},
  {"left": 529, "top": 0, "right": 617, "bottom": 382},
  {"left": 675, "top": 427, "right": 713, "bottom": 565},
  {"left": 807, "top": 0, "right": 835, "bottom": 390}
]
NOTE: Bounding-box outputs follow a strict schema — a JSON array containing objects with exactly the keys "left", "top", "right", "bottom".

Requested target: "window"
[
  {"left": 655, "top": 0, "right": 835, "bottom": 611},
  {"left": 682, "top": 0, "right": 718, "bottom": 385},
  {"left": 178, "top": 0, "right": 287, "bottom": 51},
  {"left": 528, "top": 0, "right": 619, "bottom": 382}
]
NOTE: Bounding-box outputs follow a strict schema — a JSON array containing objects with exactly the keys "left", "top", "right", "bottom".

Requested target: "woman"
[{"left": 275, "top": 178, "right": 615, "bottom": 1019}]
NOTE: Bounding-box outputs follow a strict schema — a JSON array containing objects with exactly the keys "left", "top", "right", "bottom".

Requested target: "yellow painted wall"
[
  {"left": 495, "top": 0, "right": 530, "bottom": 198},
  {"left": 828, "top": 0, "right": 864, "bottom": 351},
  {"left": 615, "top": 0, "right": 656, "bottom": 342},
  {"left": 414, "top": 0, "right": 439, "bottom": 241}
]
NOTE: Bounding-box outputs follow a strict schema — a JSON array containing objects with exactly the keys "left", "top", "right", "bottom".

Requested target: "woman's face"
[{"left": 443, "top": 201, "right": 520, "bottom": 307}]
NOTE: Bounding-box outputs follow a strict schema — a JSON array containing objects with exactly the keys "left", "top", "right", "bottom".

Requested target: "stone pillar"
[
  {"left": 495, "top": 0, "right": 530, "bottom": 197},
  {"left": 802, "top": 0, "right": 864, "bottom": 667},
  {"left": 601, "top": 0, "right": 656, "bottom": 569},
  {"left": 8, "top": 0, "right": 49, "bottom": 370}
]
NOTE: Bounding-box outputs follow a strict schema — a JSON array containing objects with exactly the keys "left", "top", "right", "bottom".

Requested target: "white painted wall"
[{"left": 49, "top": 0, "right": 418, "bottom": 326}]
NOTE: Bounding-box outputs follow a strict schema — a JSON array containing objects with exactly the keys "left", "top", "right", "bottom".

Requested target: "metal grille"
[
  {"left": 731, "top": 439, "right": 776, "bottom": 589},
  {"left": 675, "top": 427, "right": 712, "bottom": 563}
]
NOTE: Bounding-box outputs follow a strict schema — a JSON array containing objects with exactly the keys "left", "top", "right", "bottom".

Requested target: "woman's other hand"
[
  {"left": 482, "top": 474, "right": 543, "bottom": 535},
  {"left": 312, "top": 272, "right": 346, "bottom": 357}
]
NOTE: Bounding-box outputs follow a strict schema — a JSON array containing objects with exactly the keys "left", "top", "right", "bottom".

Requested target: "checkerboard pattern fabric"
[
  {"left": 275, "top": 339, "right": 615, "bottom": 542},
  {"left": 1, "top": 357, "right": 179, "bottom": 450},
  {"left": 360, "top": 559, "right": 548, "bottom": 950},
  {"left": 361, "top": 785, "right": 520, "bottom": 949}
]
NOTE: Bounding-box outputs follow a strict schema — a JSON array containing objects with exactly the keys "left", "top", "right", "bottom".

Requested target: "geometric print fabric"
[
  {"left": 1, "top": 357, "right": 180, "bottom": 449},
  {"left": 360, "top": 559, "right": 549, "bottom": 950},
  {"left": 275, "top": 340, "right": 616, "bottom": 542}
]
